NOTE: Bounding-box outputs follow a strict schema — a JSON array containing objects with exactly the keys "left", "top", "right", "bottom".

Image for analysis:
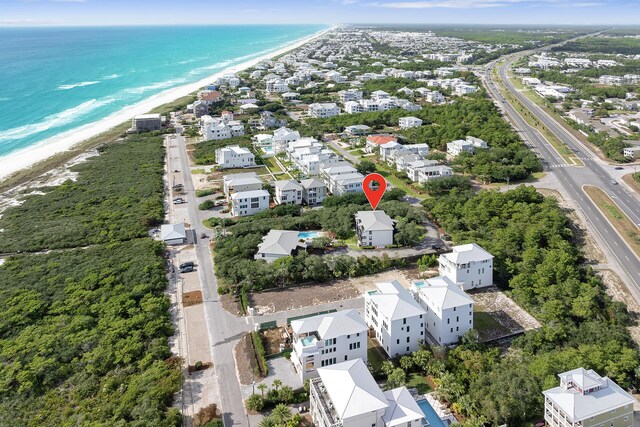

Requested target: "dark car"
[
  {"left": 614, "top": 166, "right": 624, "bottom": 170},
  {"left": 179, "top": 261, "right": 195, "bottom": 269},
  {"left": 180, "top": 265, "right": 194, "bottom": 273}
]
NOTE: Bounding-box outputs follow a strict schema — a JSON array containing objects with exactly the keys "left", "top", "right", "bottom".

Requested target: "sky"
[{"left": 0, "top": 0, "right": 639, "bottom": 26}]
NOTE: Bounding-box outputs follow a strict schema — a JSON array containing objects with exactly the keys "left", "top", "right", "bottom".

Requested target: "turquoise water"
[
  {"left": 300, "top": 336, "right": 316, "bottom": 347},
  {"left": 417, "top": 399, "right": 445, "bottom": 427},
  {"left": 298, "top": 231, "right": 321, "bottom": 239},
  {"left": 0, "top": 25, "right": 325, "bottom": 158}
]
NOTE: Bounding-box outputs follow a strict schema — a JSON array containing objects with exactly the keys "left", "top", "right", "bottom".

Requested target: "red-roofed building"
[
  {"left": 199, "top": 91, "right": 223, "bottom": 105},
  {"left": 365, "top": 135, "right": 397, "bottom": 153}
]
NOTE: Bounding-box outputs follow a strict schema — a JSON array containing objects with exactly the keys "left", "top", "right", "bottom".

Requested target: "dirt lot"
[
  {"left": 234, "top": 333, "right": 259, "bottom": 385},
  {"left": 244, "top": 267, "right": 422, "bottom": 316},
  {"left": 597, "top": 269, "right": 640, "bottom": 345},
  {"left": 260, "top": 327, "right": 289, "bottom": 355},
  {"left": 183, "top": 290, "right": 203, "bottom": 307},
  {"left": 471, "top": 287, "right": 541, "bottom": 341}
]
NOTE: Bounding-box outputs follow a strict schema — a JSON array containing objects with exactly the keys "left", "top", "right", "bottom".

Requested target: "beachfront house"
[
  {"left": 355, "top": 210, "right": 395, "bottom": 247},
  {"left": 438, "top": 243, "right": 494, "bottom": 290},
  {"left": 291, "top": 310, "right": 368, "bottom": 382},
  {"left": 274, "top": 179, "right": 303, "bottom": 205},
  {"left": 215, "top": 145, "right": 255, "bottom": 169},
  {"left": 543, "top": 368, "right": 634, "bottom": 427},
  {"left": 131, "top": 114, "right": 162, "bottom": 132},
  {"left": 254, "top": 230, "right": 306, "bottom": 263},
  {"left": 300, "top": 178, "right": 328, "bottom": 205},
  {"left": 230, "top": 189, "right": 269, "bottom": 217},
  {"left": 310, "top": 359, "right": 425, "bottom": 427},
  {"left": 411, "top": 276, "right": 474, "bottom": 345},
  {"left": 364, "top": 281, "right": 426, "bottom": 357}
]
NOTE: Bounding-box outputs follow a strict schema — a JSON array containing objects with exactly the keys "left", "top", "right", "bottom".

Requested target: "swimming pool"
[
  {"left": 298, "top": 231, "right": 321, "bottom": 239},
  {"left": 262, "top": 147, "right": 274, "bottom": 153},
  {"left": 417, "top": 399, "right": 445, "bottom": 427},
  {"left": 300, "top": 336, "right": 316, "bottom": 347}
]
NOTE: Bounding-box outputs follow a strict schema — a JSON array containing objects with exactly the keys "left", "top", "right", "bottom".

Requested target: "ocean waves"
[
  {"left": 0, "top": 98, "right": 114, "bottom": 142},
  {"left": 57, "top": 81, "right": 101, "bottom": 90}
]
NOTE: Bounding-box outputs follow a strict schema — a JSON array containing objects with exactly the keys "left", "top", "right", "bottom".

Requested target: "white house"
[
  {"left": 446, "top": 139, "right": 474, "bottom": 157},
  {"left": 355, "top": 210, "right": 395, "bottom": 247},
  {"left": 425, "top": 91, "right": 445, "bottom": 103},
  {"left": 308, "top": 103, "right": 340, "bottom": 118},
  {"left": 416, "top": 165, "right": 453, "bottom": 183},
  {"left": 439, "top": 243, "right": 493, "bottom": 290},
  {"left": 291, "top": 309, "right": 368, "bottom": 381},
  {"left": 412, "top": 276, "right": 474, "bottom": 345},
  {"left": 543, "top": 368, "right": 634, "bottom": 427},
  {"left": 364, "top": 281, "right": 427, "bottom": 358},
  {"left": 230, "top": 189, "right": 270, "bottom": 217},
  {"left": 223, "top": 172, "right": 262, "bottom": 198},
  {"left": 399, "top": 117, "right": 423, "bottom": 129},
  {"left": 160, "top": 223, "right": 187, "bottom": 245},
  {"left": 344, "top": 101, "right": 365, "bottom": 114},
  {"left": 274, "top": 179, "right": 303, "bottom": 205},
  {"left": 623, "top": 145, "right": 640, "bottom": 159},
  {"left": 379, "top": 141, "right": 403, "bottom": 162},
  {"left": 254, "top": 230, "right": 305, "bottom": 263},
  {"left": 202, "top": 116, "right": 231, "bottom": 140},
  {"left": 300, "top": 178, "right": 328, "bottom": 205},
  {"left": 273, "top": 127, "right": 301, "bottom": 153},
  {"left": 310, "top": 359, "right": 425, "bottom": 427},
  {"left": 405, "top": 160, "right": 439, "bottom": 182},
  {"left": 371, "top": 90, "right": 390, "bottom": 101},
  {"left": 266, "top": 79, "right": 289, "bottom": 93},
  {"left": 215, "top": 145, "right": 255, "bottom": 169},
  {"left": 331, "top": 173, "right": 364, "bottom": 196}
]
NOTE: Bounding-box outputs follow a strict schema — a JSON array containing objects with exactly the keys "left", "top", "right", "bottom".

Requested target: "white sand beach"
[{"left": 0, "top": 26, "right": 332, "bottom": 181}]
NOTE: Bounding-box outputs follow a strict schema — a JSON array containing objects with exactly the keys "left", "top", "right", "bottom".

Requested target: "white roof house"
[
  {"left": 160, "top": 223, "right": 187, "bottom": 245},
  {"left": 315, "top": 359, "right": 389, "bottom": 420},
  {"left": 364, "top": 281, "right": 426, "bottom": 357},
  {"left": 543, "top": 368, "right": 634, "bottom": 427},
  {"left": 439, "top": 243, "right": 494, "bottom": 290},
  {"left": 382, "top": 388, "right": 424, "bottom": 427},
  {"left": 255, "top": 230, "right": 305, "bottom": 262},
  {"left": 290, "top": 309, "right": 368, "bottom": 381},
  {"left": 274, "top": 179, "right": 303, "bottom": 205},
  {"left": 310, "top": 359, "right": 425, "bottom": 427},
  {"left": 355, "top": 210, "right": 396, "bottom": 247},
  {"left": 412, "top": 275, "right": 474, "bottom": 345},
  {"left": 399, "top": 117, "right": 423, "bottom": 129}
]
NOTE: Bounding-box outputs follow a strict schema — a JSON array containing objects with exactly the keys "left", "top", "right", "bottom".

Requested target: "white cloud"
[{"left": 371, "top": 0, "right": 602, "bottom": 7}]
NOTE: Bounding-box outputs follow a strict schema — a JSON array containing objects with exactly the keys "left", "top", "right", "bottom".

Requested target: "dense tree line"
[
  {"left": 552, "top": 37, "right": 640, "bottom": 55},
  {"left": 0, "top": 134, "right": 166, "bottom": 253},
  {"left": 419, "top": 180, "right": 639, "bottom": 425},
  {"left": 0, "top": 133, "right": 181, "bottom": 424},
  {"left": 212, "top": 191, "right": 423, "bottom": 292}
]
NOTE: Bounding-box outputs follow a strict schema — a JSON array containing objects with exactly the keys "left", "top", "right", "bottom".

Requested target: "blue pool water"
[
  {"left": 263, "top": 147, "right": 274, "bottom": 153},
  {"left": 300, "top": 336, "right": 316, "bottom": 347},
  {"left": 298, "top": 231, "right": 321, "bottom": 239},
  {"left": 417, "top": 399, "right": 445, "bottom": 427}
]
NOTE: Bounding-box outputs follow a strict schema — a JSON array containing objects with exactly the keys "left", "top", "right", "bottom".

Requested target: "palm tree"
[
  {"left": 270, "top": 403, "right": 292, "bottom": 425},
  {"left": 259, "top": 415, "right": 277, "bottom": 427},
  {"left": 257, "top": 383, "right": 268, "bottom": 397},
  {"left": 272, "top": 379, "right": 282, "bottom": 392}
]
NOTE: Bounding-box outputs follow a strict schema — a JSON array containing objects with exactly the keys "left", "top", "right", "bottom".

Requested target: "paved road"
[
  {"left": 482, "top": 37, "right": 640, "bottom": 302},
  {"left": 170, "top": 133, "right": 251, "bottom": 427}
]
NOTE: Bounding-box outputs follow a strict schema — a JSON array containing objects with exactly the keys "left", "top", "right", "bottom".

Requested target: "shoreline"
[{"left": 0, "top": 26, "right": 332, "bottom": 182}]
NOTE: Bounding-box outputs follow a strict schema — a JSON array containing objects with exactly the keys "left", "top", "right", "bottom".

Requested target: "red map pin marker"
[{"left": 362, "top": 173, "right": 387, "bottom": 210}]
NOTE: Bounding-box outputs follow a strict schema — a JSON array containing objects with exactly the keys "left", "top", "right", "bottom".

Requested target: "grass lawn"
[
  {"left": 486, "top": 171, "right": 548, "bottom": 188},
  {"left": 262, "top": 156, "right": 283, "bottom": 173},
  {"left": 584, "top": 185, "right": 640, "bottom": 258},
  {"left": 622, "top": 173, "right": 640, "bottom": 195},
  {"left": 340, "top": 235, "right": 359, "bottom": 248},
  {"left": 406, "top": 373, "right": 432, "bottom": 394},
  {"left": 191, "top": 168, "right": 206, "bottom": 174},
  {"left": 367, "top": 338, "right": 388, "bottom": 373},
  {"left": 473, "top": 310, "right": 510, "bottom": 341},
  {"left": 375, "top": 166, "right": 427, "bottom": 199}
]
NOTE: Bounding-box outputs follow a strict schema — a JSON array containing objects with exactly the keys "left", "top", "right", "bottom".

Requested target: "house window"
[
  {"left": 407, "top": 326, "right": 410, "bottom": 332},
  {"left": 396, "top": 339, "right": 400, "bottom": 344},
  {"left": 403, "top": 318, "right": 406, "bottom": 324},
  {"left": 407, "top": 337, "right": 410, "bottom": 343}
]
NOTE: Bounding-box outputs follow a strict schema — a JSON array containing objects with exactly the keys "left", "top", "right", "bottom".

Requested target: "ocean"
[{"left": 0, "top": 25, "right": 325, "bottom": 159}]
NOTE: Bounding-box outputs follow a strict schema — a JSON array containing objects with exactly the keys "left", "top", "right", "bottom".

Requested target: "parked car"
[
  {"left": 614, "top": 166, "right": 624, "bottom": 170},
  {"left": 179, "top": 261, "right": 195, "bottom": 269},
  {"left": 173, "top": 198, "right": 186, "bottom": 204},
  {"left": 610, "top": 180, "right": 618, "bottom": 185},
  {"left": 180, "top": 265, "right": 194, "bottom": 273}
]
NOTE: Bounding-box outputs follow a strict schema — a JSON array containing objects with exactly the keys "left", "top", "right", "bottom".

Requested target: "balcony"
[{"left": 310, "top": 378, "right": 342, "bottom": 427}]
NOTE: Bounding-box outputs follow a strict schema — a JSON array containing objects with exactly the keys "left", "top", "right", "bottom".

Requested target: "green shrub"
[{"left": 199, "top": 200, "right": 216, "bottom": 210}]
